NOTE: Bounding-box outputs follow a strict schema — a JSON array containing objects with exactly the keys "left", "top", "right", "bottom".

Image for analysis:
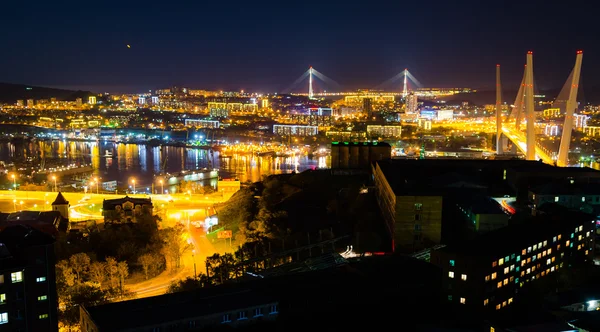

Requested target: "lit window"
[
  {"left": 505, "top": 256, "right": 510, "bottom": 262},
  {"left": 521, "top": 260, "right": 526, "bottom": 267},
  {"left": 510, "top": 265, "right": 514, "bottom": 271},
  {"left": 38, "top": 295, "right": 47, "bottom": 301},
  {"left": 582, "top": 197, "right": 586, "bottom": 202},
  {"left": 449, "top": 271, "right": 455, "bottom": 278},
  {"left": 502, "top": 301, "right": 507, "bottom": 307},
  {"left": 496, "top": 304, "right": 501, "bottom": 310},
  {"left": 503, "top": 279, "right": 508, "bottom": 286},
  {"left": 533, "top": 244, "right": 537, "bottom": 251},
  {"left": 497, "top": 281, "right": 502, "bottom": 288},
  {"left": 546, "top": 258, "right": 551, "bottom": 265},
  {"left": 460, "top": 297, "right": 466, "bottom": 304},
  {"left": 11, "top": 271, "right": 23, "bottom": 283},
  {"left": 579, "top": 226, "right": 583, "bottom": 232},
  {"left": 510, "top": 276, "right": 514, "bottom": 282},
  {"left": 551, "top": 257, "right": 556, "bottom": 263},
  {"left": 484, "top": 299, "right": 489, "bottom": 306},
  {"left": 39, "top": 314, "right": 48, "bottom": 319},
  {"left": 461, "top": 274, "right": 467, "bottom": 281},
  {"left": 543, "top": 240, "right": 547, "bottom": 247},
  {"left": 571, "top": 233, "right": 574, "bottom": 239},
  {"left": 553, "top": 236, "right": 557, "bottom": 243},
  {"left": 575, "top": 227, "right": 579, "bottom": 233},
  {"left": 414, "top": 203, "right": 422, "bottom": 211},
  {"left": 491, "top": 272, "right": 497, "bottom": 280},
  {"left": 566, "top": 241, "right": 570, "bottom": 247},
  {"left": 579, "top": 235, "right": 583, "bottom": 241},
  {"left": 548, "top": 248, "right": 552, "bottom": 255},
  {"left": 528, "top": 247, "right": 532, "bottom": 253},
  {"left": 555, "top": 196, "right": 559, "bottom": 202},
  {"left": 0, "top": 294, "right": 5, "bottom": 304},
  {"left": 449, "top": 260, "right": 455, "bottom": 267},
  {"left": 508, "top": 298, "right": 513, "bottom": 304},
  {"left": 485, "top": 275, "right": 490, "bottom": 282},
  {"left": 448, "top": 295, "right": 452, "bottom": 301},
  {"left": 270, "top": 304, "right": 278, "bottom": 314},
  {"left": 492, "top": 261, "right": 497, "bottom": 267},
  {"left": 516, "top": 256, "right": 521, "bottom": 262},
  {"left": 0, "top": 275, "right": 3, "bottom": 284},
  {"left": 254, "top": 308, "right": 263, "bottom": 317},
  {"left": 36, "top": 277, "right": 46, "bottom": 283},
  {"left": 504, "top": 267, "right": 509, "bottom": 274},
  {"left": 522, "top": 249, "right": 526, "bottom": 255},
  {"left": 515, "top": 277, "right": 519, "bottom": 283},
  {"left": 538, "top": 242, "right": 542, "bottom": 248},
  {"left": 527, "top": 268, "right": 531, "bottom": 274},
  {"left": 499, "top": 258, "right": 504, "bottom": 266},
  {"left": 558, "top": 234, "right": 562, "bottom": 240},
  {"left": 238, "top": 311, "right": 247, "bottom": 320},
  {"left": 0, "top": 312, "right": 7, "bottom": 324},
  {"left": 222, "top": 314, "right": 231, "bottom": 323},
  {"left": 516, "top": 266, "right": 520, "bottom": 272},
  {"left": 511, "top": 254, "right": 516, "bottom": 260}
]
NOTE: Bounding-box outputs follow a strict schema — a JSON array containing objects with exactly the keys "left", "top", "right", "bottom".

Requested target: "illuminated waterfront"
[{"left": 0, "top": 140, "right": 330, "bottom": 189}]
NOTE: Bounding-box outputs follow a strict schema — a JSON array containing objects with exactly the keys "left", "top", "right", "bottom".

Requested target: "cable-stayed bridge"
[{"left": 496, "top": 51, "right": 583, "bottom": 167}]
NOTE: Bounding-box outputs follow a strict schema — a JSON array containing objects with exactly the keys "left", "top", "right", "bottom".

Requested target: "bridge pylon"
[
  {"left": 556, "top": 51, "right": 583, "bottom": 167},
  {"left": 496, "top": 64, "right": 502, "bottom": 155},
  {"left": 525, "top": 51, "right": 536, "bottom": 161}
]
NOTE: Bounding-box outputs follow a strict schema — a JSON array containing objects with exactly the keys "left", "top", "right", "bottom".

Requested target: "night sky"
[{"left": 1, "top": 1, "right": 599, "bottom": 94}]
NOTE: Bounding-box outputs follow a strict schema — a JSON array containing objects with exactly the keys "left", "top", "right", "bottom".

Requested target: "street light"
[
  {"left": 159, "top": 179, "right": 164, "bottom": 195},
  {"left": 19, "top": 201, "right": 23, "bottom": 211},
  {"left": 131, "top": 179, "right": 136, "bottom": 194},
  {"left": 94, "top": 177, "right": 99, "bottom": 194},
  {"left": 11, "top": 174, "right": 16, "bottom": 190},
  {"left": 12, "top": 199, "right": 16, "bottom": 212},
  {"left": 52, "top": 175, "right": 57, "bottom": 192}
]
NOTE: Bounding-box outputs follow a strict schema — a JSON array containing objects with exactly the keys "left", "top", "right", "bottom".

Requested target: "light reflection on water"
[{"left": 0, "top": 141, "right": 330, "bottom": 188}]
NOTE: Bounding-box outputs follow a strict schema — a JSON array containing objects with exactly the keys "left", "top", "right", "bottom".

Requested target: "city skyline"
[{"left": 1, "top": 1, "right": 599, "bottom": 93}]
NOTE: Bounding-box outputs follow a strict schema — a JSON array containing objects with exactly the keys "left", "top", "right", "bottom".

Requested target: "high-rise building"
[
  {"left": 431, "top": 207, "right": 594, "bottom": 313},
  {"left": 76, "top": 98, "right": 82, "bottom": 108},
  {"left": 26, "top": 99, "right": 34, "bottom": 108},
  {"left": 138, "top": 97, "right": 146, "bottom": 105},
  {"left": 151, "top": 96, "right": 159, "bottom": 104},
  {"left": 88, "top": 96, "right": 97, "bottom": 105},
  {"left": 363, "top": 98, "right": 373, "bottom": 118},
  {"left": 16, "top": 100, "right": 24, "bottom": 107},
  {"left": 406, "top": 93, "right": 418, "bottom": 113},
  {"left": 261, "top": 99, "right": 269, "bottom": 109},
  {"left": 0, "top": 225, "right": 58, "bottom": 331}
]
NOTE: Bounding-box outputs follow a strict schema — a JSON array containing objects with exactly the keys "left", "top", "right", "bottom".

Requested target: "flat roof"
[
  {"left": 438, "top": 206, "right": 594, "bottom": 258},
  {"left": 85, "top": 286, "right": 276, "bottom": 331}
]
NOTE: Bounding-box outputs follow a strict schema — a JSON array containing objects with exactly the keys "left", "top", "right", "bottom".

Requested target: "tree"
[
  {"left": 69, "top": 253, "right": 91, "bottom": 282},
  {"left": 159, "top": 223, "right": 191, "bottom": 270},
  {"left": 89, "top": 261, "right": 106, "bottom": 287},
  {"left": 116, "top": 261, "right": 129, "bottom": 294},
  {"left": 105, "top": 257, "right": 118, "bottom": 289},
  {"left": 167, "top": 273, "right": 213, "bottom": 293},
  {"left": 56, "top": 260, "right": 76, "bottom": 287},
  {"left": 138, "top": 253, "right": 156, "bottom": 280}
]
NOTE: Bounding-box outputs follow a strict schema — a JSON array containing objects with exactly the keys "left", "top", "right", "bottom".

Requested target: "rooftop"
[
  {"left": 438, "top": 206, "right": 594, "bottom": 258},
  {"left": 331, "top": 141, "right": 391, "bottom": 147},
  {"left": 531, "top": 181, "right": 600, "bottom": 195},
  {"left": 103, "top": 196, "right": 153, "bottom": 209},
  {"left": 0, "top": 224, "right": 55, "bottom": 260},
  {"left": 84, "top": 286, "right": 276, "bottom": 331},
  {"left": 52, "top": 192, "right": 69, "bottom": 205}
]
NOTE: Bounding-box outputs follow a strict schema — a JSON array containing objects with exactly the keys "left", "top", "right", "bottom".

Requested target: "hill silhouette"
[{"left": 0, "top": 82, "right": 93, "bottom": 103}]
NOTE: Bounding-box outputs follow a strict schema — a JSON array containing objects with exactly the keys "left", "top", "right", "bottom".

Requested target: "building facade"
[
  {"left": 102, "top": 196, "right": 153, "bottom": 225},
  {"left": 0, "top": 225, "right": 58, "bottom": 332},
  {"left": 331, "top": 142, "right": 391, "bottom": 169},
  {"left": 430, "top": 210, "right": 595, "bottom": 313}
]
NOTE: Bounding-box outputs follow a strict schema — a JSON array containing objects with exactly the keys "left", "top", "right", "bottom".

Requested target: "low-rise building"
[
  {"left": 80, "top": 286, "right": 278, "bottom": 331},
  {"left": 102, "top": 196, "right": 153, "bottom": 224}
]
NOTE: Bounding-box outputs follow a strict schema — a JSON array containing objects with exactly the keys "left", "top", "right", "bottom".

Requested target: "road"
[{"left": 502, "top": 126, "right": 554, "bottom": 164}]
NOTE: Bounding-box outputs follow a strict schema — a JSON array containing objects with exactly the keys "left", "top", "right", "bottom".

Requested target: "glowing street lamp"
[
  {"left": 94, "top": 177, "right": 100, "bottom": 194},
  {"left": 12, "top": 199, "right": 16, "bottom": 212},
  {"left": 131, "top": 179, "right": 136, "bottom": 194},
  {"left": 159, "top": 179, "right": 164, "bottom": 195},
  {"left": 19, "top": 201, "right": 24, "bottom": 211},
  {"left": 52, "top": 175, "right": 57, "bottom": 192},
  {"left": 11, "top": 174, "right": 16, "bottom": 190}
]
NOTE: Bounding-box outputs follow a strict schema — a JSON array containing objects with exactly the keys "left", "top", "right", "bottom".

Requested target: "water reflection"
[{"left": 0, "top": 141, "right": 330, "bottom": 187}]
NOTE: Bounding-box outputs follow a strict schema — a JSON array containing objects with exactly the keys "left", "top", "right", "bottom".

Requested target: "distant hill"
[
  {"left": 0, "top": 82, "right": 93, "bottom": 103},
  {"left": 432, "top": 86, "right": 599, "bottom": 106}
]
